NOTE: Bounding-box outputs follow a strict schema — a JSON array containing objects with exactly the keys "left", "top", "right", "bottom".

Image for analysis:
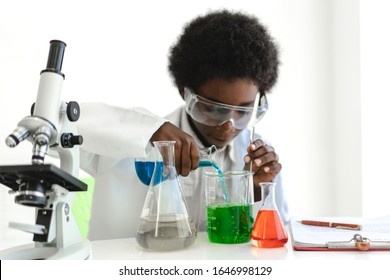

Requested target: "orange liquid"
[{"left": 250, "top": 209, "right": 288, "bottom": 248}]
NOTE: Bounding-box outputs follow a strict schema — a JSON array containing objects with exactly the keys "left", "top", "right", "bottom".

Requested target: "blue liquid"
[
  {"left": 135, "top": 160, "right": 228, "bottom": 201},
  {"left": 135, "top": 161, "right": 166, "bottom": 186},
  {"left": 199, "top": 160, "right": 220, "bottom": 169}
]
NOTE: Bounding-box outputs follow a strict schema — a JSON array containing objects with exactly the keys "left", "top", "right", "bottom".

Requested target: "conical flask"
[
  {"left": 136, "top": 141, "right": 197, "bottom": 251},
  {"left": 250, "top": 182, "right": 288, "bottom": 248}
]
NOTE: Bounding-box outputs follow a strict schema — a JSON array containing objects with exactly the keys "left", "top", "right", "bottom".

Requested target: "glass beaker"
[
  {"left": 205, "top": 171, "right": 254, "bottom": 244},
  {"left": 250, "top": 182, "right": 288, "bottom": 248},
  {"left": 136, "top": 141, "right": 197, "bottom": 251}
]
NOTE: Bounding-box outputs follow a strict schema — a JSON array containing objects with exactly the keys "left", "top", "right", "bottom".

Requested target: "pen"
[{"left": 300, "top": 220, "right": 362, "bottom": 230}]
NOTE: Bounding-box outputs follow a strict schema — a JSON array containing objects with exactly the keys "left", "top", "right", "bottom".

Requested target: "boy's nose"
[{"left": 217, "top": 118, "right": 235, "bottom": 131}]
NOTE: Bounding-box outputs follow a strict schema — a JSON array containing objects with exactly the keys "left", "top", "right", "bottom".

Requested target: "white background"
[{"left": 1, "top": 0, "right": 389, "bottom": 246}]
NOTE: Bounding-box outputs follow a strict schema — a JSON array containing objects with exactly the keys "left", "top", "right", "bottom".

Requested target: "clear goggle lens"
[{"left": 184, "top": 87, "right": 268, "bottom": 129}]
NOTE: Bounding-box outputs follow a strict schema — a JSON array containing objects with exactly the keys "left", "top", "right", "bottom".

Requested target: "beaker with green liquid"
[{"left": 205, "top": 171, "right": 254, "bottom": 244}]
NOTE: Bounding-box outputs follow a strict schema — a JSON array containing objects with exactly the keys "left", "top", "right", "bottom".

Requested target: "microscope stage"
[{"left": 0, "top": 164, "right": 87, "bottom": 192}]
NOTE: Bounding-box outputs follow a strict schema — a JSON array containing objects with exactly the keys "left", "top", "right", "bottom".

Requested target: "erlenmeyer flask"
[
  {"left": 136, "top": 141, "right": 197, "bottom": 251},
  {"left": 135, "top": 145, "right": 218, "bottom": 186},
  {"left": 250, "top": 182, "right": 288, "bottom": 248}
]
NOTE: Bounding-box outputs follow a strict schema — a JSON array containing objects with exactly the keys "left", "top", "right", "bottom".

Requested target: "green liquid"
[{"left": 206, "top": 204, "right": 253, "bottom": 244}]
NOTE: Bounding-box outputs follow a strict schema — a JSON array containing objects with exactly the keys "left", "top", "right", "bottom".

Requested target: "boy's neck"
[{"left": 187, "top": 115, "right": 212, "bottom": 148}]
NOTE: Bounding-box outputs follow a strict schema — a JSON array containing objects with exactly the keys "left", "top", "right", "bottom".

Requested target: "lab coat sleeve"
[{"left": 77, "top": 102, "right": 166, "bottom": 159}]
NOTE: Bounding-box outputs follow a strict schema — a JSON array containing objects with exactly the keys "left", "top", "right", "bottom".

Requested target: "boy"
[
  {"left": 78, "top": 10, "right": 288, "bottom": 240},
  {"left": 165, "top": 10, "right": 288, "bottom": 231}
]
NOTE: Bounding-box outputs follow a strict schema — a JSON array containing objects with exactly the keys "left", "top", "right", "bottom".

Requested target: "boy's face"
[{"left": 188, "top": 78, "right": 259, "bottom": 148}]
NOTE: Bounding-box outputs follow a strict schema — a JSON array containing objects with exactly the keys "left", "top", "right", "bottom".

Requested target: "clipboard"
[
  {"left": 293, "top": 233, "right": 390, "bottom": 251},
  {"left": 289, "top": 216, "right": 390, "bottom": 251}
]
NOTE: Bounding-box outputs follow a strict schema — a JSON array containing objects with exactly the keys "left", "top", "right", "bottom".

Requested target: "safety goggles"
[{"left": 184, "top": 87, "right": 268, "bottom": 129}]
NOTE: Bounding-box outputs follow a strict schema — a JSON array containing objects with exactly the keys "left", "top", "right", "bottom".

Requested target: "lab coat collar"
[{"left": 179, "top": 107, "right": 237, "bottom": 163}]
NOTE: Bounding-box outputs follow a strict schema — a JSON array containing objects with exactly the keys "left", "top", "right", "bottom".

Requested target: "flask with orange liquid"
[{"left": 250, "top": 182, "right": 288, "bottom": 248}]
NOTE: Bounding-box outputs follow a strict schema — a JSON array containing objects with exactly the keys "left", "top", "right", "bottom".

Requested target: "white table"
[
  {"left": 89, "top": 232, "right": 390, "bottom": 260},
  {"left": 2, "top": 232, "right": 389, "bottom": 280},
  {"left": 1, "top": 232, "right": 389, "bottom": 260}
]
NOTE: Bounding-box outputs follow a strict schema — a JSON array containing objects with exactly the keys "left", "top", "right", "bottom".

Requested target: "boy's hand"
[
  {"left": 243, "top": 139, "right": 282, "bottom": 200},
  {"left": 150, "top": 122, "right": 200, "bottom": 176}
]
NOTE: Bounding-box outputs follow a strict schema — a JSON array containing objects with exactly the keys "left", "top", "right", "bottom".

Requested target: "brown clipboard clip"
[
  {"left": 353, "top": 234, "right": 371, "bottom": 251},
  {"left": 327, "top": 234, "right": 390, "bottom": 251},
  {"left": 327, "top": 234, "right": 370, "bottom": 250}
]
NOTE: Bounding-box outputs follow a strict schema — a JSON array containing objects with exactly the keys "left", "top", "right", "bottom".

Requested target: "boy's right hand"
[{"left": 150, "top": 122, "right": 200, "bottom": 176}]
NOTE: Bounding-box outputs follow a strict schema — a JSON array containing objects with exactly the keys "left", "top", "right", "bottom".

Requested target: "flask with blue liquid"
[{"left": 135, "top": 144, "right": 220, "bottom": 186}]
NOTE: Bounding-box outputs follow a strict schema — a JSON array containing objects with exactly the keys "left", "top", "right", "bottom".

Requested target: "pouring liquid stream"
[
  {"left": 135, "top": 160, "right": 228, "bottom": 201},
  {"left": 199, "top": 160, "right": 228, "bottom": 202}
]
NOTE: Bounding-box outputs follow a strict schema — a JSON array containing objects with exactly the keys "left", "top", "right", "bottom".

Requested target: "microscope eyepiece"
[
  {"left": 6, "top": 126, "right": 30, "bottom": 148},
  {"left": 41, "top": 40, "right": 66, "bottom": 78}
]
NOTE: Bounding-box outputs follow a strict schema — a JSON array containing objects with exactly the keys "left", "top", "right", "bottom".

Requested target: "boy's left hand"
[{"left": 244, "top": 139, "right": 282, "bottom": 200}]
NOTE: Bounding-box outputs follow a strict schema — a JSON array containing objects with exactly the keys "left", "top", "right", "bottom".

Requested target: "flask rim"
[
  {"left": 204, "top": 170, "right": 253, "bottom": 177},
  {"left": 152, "top": 140, "right": 176, "bottom": 146}
]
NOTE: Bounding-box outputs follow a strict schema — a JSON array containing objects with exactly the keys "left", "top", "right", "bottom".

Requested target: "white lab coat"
[{"left": 77, "top": 103, "right": 289, "bottom": 241}]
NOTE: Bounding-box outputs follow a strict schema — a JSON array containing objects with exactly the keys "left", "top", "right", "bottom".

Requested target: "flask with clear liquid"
[
  {"left": 136, "top": 141, "right": 197, "bottom": 251},
  {"left": 250, "top": 182, "right": 288, "bottom": 248}
]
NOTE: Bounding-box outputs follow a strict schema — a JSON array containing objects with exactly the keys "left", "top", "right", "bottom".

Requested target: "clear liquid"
[{"left": 136, "top": 214, "right": 197, "bottom": 251}]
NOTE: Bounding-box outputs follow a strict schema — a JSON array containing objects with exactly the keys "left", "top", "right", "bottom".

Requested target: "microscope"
[{"left": 0, "top": 40, "right": 90, "bottom": 259}]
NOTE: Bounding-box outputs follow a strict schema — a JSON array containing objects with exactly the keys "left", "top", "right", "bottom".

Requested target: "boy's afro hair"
[{"left": 168, "top": 10, "right": 280, "bottom": 92}]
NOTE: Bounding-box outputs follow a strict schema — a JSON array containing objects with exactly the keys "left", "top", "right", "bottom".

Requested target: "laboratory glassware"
[
  {"left": 198, "top": 145, "right": 218, "bottom": 168},
  {"left": 250, "top": 182, "right": 288, "bottom": 248},
  {"left": 134, "top": 143, "right": 160, "bottom": 186},
  {"left": 136, "top": 141, "right": 197, "bottom": 251},
  {"left": 205, "top": 171, "right": 254, "bottom": 244},
  {"left": 135, "top": 145, "right": 219, "bottom": 186}
]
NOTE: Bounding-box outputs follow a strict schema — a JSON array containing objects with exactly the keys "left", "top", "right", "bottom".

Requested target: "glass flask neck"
[
  {"left": 199, "top": 145, "right": 217, "bottom": 160},
  {"left": 153, "top": 141, "right": 175, "bottom": 168},
  {"left": 260, "top": 182, "right": 277, "bottom": 210},
  {"left": 199, "top": 145, "right": 220, "bottom": 170}
]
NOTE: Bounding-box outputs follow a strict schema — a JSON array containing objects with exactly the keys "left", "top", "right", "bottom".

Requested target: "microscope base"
[{"left": 0, "top": 239, "right": 90, "bottom": 260}]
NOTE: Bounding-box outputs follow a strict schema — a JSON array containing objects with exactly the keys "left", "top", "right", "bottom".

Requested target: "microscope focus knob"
[
  {"left": 61, "top": 133, "right": 83, "bottom": 148},
  {"left": 66, "top": 101, "right": 80, "bottom": 122}
]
